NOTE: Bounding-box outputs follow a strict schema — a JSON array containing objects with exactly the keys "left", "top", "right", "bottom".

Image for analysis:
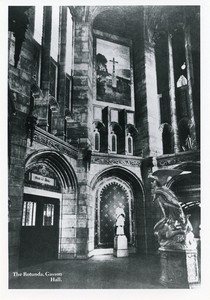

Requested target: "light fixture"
[{"left": 181, "top": 62, "right": 186, "bottom": 70}]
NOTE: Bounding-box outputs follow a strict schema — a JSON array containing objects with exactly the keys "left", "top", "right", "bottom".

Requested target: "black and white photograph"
[{"left": 1, "top": 0, "right": 210, "bottom": 297}]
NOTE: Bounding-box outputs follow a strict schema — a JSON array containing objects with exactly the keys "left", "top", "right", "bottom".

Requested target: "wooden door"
[{"left": 19, "top": 194, "right": 59, "bottom": 267}]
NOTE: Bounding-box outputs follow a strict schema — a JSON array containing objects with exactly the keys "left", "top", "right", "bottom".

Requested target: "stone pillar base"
[
  {"left": 113, "top": 235, "right": 128, "bottom": 258},
  {"left": 159, "top": 247, "right": 199, "bottom": 288}
]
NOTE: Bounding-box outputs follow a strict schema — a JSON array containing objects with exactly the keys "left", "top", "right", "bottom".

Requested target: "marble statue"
[{"left": 115, "top": 203, "right": 125, "bottom": 235}]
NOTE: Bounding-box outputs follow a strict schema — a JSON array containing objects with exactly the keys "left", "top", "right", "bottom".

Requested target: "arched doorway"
[
  {"left": 19, "top": 150, "right": 77, "bottom": 267},
  {"left": 95, "top": 177, "right": 134, "bottom": 248},
  {"left": 91, "top": 166, "right": 147, "bottom": 254}
]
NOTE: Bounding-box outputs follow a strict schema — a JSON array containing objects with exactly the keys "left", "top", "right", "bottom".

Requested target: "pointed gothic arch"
[
  {"left": 20, "top": 149, "right": 78, "bottom": 266},
  {"left": 25, "top": 149, "right": 78, "bottom": 192},
  {"left": 90, "top": 166, "right": 147, "bottom": 254}
]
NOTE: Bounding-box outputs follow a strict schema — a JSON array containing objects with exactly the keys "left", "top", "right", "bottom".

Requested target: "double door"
[{"left": 19, "top": 194, "right": 59, "bottom": 267}]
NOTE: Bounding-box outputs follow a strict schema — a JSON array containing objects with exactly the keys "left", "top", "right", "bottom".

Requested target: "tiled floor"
[{"left": 9, "top": 254, "right": 164, "bottom": 289}]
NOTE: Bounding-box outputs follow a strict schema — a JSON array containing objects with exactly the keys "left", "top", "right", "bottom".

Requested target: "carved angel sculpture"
[{"left": 149, "top": 169, "right": 196, "bottom": 250}]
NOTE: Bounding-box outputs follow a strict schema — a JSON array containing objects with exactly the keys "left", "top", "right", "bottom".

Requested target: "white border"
[{"left": 1, "top": 1, "right": 210, "bottom": 300}]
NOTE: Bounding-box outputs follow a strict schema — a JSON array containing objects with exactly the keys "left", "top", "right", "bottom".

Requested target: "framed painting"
[{"left": 96, "top": 37, "right": 132, "bottom": 106}]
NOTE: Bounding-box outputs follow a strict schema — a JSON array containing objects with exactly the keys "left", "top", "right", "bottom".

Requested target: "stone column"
[
  {"left": 69, "top": 19, "right": 94, "bottom": 258},
  {"left": 59, "top": 190, "right": 77, "bottom": 259},
  {"left": 144, "top": 39, "right": 163, "bottom": 157},
  {"left": 133, "top": 9, "right": 162, "bottom": 157},
  {"left": 184, "top": 25, "right": 197, "bottom": 149},
  {"left": 70, "top": 21, "right": 93, "bottom": 140},
  {"left": 168, "top": 33, "right": 180, "bottom": 153},
  {"left": 51, "top": 6, "right": 67, "bottom": 139}
]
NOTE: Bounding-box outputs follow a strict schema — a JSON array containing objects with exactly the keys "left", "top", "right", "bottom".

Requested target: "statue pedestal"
[
  {"left": 159, "top": 247, "right": 199, "bottom": 288},
  {"left": 113, "top": 235, "right": 128, "bottom": 258}
]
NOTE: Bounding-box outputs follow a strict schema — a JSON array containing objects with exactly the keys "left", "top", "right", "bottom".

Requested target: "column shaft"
[
  {"left": 184, "top": 25, "right": 197, "bottom": 149},
  {"left": 168, "top": 33, "right": 179, "bottom": 153}
]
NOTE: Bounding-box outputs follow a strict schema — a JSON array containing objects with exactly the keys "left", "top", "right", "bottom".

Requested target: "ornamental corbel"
[
  {"left": 159, "top": 123, "right": 173, "bottom": 133},
  {"left": 126, "top": 124, "right": 138, "bottom": 136},
  {"left": 65, "top": 109, "right": 75, "bottom": 122},
  {"left": 31, "top": 81, "right": 43, "bottom": 101},
  {"left": 49, "top": 95, "right": 59, "bottom": 113},
  {"left": 110, "top": 122, "right": 122, "bottom": 134},
  {"left": 93, "top": 120, "right": 106, "bottom": 132}
]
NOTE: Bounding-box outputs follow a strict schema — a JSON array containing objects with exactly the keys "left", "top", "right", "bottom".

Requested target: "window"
[
  {"left": 48, "top": 105, "right": 52, "bottom": 133},
  {"left": 94, "top": 129, "right": 100, "bottom": 152},
  {"left": 126, "top": 133, "right": 133, "bottom": 155},
  {"left": 34, "top": 6, "right": 44, "bottom": 44},
  {"left": 50, "top": 60, "right": 57, "bottom": 97},
  {"left": 22, "top": 201, "right": 37, "bottom": 226},
  {"left": 65, "top": 75, "right": 72, "bottom": 111},
  {"left": 32, "top": 44, "right": 42, "bottom": 86},
  {"left": 177, "top": 75, "right": 188, "bottom": 88},
  {"left": 50, "top": 6, "right": 60, "bottom": 62},
  {"left": 110, "top": 131, "right": 117, "bottom": 153},
  {"left": 65, "top": 8, "right": 73, "bottom": 75},
  {"left": 43, "top": 204, "right": 55, "bottom": 226}
]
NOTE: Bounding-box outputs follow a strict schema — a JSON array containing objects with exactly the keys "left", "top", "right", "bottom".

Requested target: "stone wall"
[{"left": 8, "top": 15, "right": 36, "bottom": 274}]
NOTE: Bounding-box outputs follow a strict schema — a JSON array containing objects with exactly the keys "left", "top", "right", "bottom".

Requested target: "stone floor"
[{"left": 10, "top": 254, "right": 165, "bottom": 289}]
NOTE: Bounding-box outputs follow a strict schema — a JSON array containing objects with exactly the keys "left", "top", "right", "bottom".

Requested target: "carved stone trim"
[
  {"left": 157, "top": 151, "right": 200, "bottom": 167},
  {"left": 91, "top": 155, "right": 142, "bottom": 167},
  {"left": 33, "top": 127, "right": 78, "bottom": 159}
]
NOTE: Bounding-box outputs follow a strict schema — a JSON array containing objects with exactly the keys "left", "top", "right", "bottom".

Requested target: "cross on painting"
[
  {"left": 96, "top": 38, "right": 131, "bottom": 106},
  {"left": 109, "top": 57, "right": 118, "bottom": 88}
]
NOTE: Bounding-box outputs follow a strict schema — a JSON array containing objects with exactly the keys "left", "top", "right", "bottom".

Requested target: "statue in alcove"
[
  {"left": 115, "top": 203, "right": 125, "bottom": 236},
  {"left": 114, "top": 202, "right": 128, "bottom": 257},
  {"left": 149, "top": 169, "right": 196, "bottom": 250}
]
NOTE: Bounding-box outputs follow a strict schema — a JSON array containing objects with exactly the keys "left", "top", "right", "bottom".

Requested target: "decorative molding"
[
  {"left": 24, "top": 162, "right": 61, "bottom": 192},
  {"left": 95, "top": 176, "right": 134, "bottom": 246},
  {"left": 157, "top": 151, "right": 200, "bottom": 167},
  {"left": 33, "top": 127, "right": 78, "bottom": 159},
  {"left": 91, "top": 154, "right": 142, "bottom": 167},
  {"left": 98, "top": 177, "right": 132, "bottom": 200}
]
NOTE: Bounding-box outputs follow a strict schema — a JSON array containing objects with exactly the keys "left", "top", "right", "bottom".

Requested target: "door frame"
[{"left": 22, "top": 187, "right": 62, "bottom": 258}]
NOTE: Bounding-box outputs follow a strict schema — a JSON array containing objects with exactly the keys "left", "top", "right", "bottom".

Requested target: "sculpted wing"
[
  {"left": 152, "top": 169, "right": 191, "bottom": 186},
  {"left": 154, "top": 186, "right": 185, "bottom": 229}
]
